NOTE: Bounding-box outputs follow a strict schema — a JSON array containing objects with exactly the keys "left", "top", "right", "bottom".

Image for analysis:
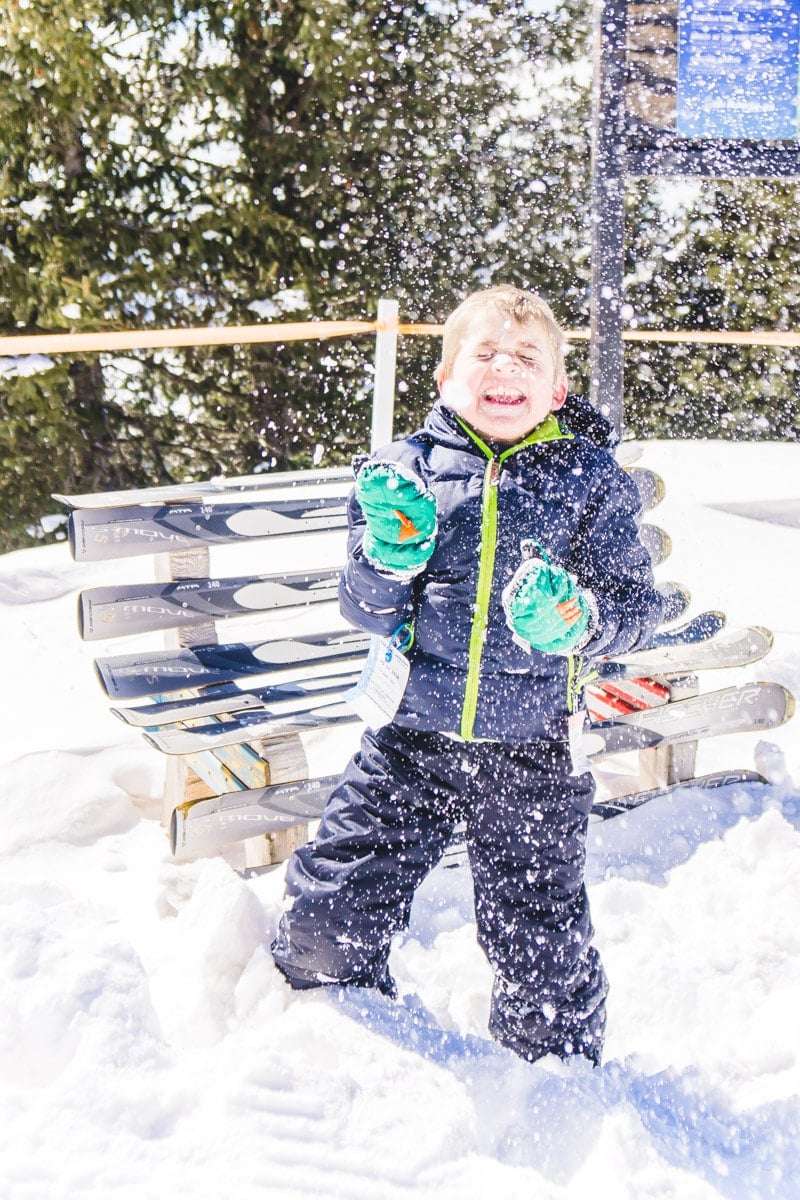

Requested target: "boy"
[{"left": 271, "top": 285, "right": 672, "bottom": 1066}]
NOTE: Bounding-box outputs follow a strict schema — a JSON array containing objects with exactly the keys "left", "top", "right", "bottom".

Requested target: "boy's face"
[{"left": 437, "top": 312, "right": 568, "bottom": 444}]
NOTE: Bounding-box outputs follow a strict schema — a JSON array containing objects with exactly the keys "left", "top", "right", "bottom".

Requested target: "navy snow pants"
[{"left": 270, "top": 723, "right": 608, "bottom": 1065}]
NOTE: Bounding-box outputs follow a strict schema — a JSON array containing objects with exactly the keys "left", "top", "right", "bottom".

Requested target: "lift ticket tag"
[{"left": 344, "top": 634, "right": 411, "bottom": 729}]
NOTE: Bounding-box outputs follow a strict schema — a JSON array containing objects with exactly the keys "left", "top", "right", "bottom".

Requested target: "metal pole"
[
  {"left": 589, "top": 0, "right": 628, "bottom": 436},
  {"left": 370, "top": 298, "right": 399, "bottom": 451}
]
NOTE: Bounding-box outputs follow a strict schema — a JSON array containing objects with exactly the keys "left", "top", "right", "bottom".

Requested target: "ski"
[
  {"left": 596, "top": 624, "right": 772, "bottom": 679},
  {"left": 78, "top": 568, "right": 341, "bottom": 641},
  {"left": 170, "top": 765, "right": 771, "bottom": 858},
  {"left": 65, "top": 466, "right": 666, "bottom": 566},
  {"left": 55, "top": 448, "right": 651, "bottom": 513},
  {"left": 112, "top": 668, "right": 364, "bottom": 727},
  {"left": 141, "top": 678, "right": 794, "bottom": 758},
  {"left": 638, "top": 523, "right": 671, "bottom": 566},
  {"left": 657, "top": 583, "right": 691, "bottom": 625},
  {"left": 69, "top": 493, "right": 349, "bottom": 563},
  {"left": 143, "top": 698, "right": 359, "bottom": 755},
  {"left": 646, "top": 610, "right": 725, "bottom": 648},
  {"left": 53, "top": 465, "right": 353, "bottom": 510},
  {"left": 585, "top": 675, "right": 672, "bottom": 723},
  {"left": 170, "top": 774, "right": 341, "bottom": 857},
  {"left": 626, "top": 466, "right": 665, "bottom": 510},
  {"left": 93, "top": 628, "right": 371, "bottom": 699},
  {"left": 615, "top": 442, "right": 643, "bottom": 467},
  {"left": 118, "top": 617, "right": 761, "bottom": 724},
  {"left": 115, "top": 622, "right": 769, "bottom": 727},
  {"left": 143, "top": 692, "right": 357, "bottom": 746},
  {"left": 581, "top": 681, "right": 794, "bottom": 761},
  {"left": 591, "top": 769, "right": 768, "bottom": 819},
  {"left": 92, "top": 609, "right": 729, "bottom": 703},
  {"left": 581, "top": 626, "right": 773, "bottom": 722}
]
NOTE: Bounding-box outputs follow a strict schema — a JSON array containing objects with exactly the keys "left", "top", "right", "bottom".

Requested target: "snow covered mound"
[{"left": 0, "top": 440, "right": 798, "bottom": 1199}]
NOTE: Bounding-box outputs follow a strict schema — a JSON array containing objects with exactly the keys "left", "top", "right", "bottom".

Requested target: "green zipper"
[
  {"left": 460, "top": 454, "right": 500, "bottom": 739},
  {"left": 456, "top": 414, "right": 570, "bottom": 740}
]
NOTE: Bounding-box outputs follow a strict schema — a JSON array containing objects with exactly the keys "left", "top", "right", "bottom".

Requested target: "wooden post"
[
  {"left": 154, "top": 547, "right": 216, "bottom": 827},
  {"left": 370, "top": 298, "right": 399, "bottom": 451},
  {"left": 637, "top": 673, "right": 699, "bottom": 791}
]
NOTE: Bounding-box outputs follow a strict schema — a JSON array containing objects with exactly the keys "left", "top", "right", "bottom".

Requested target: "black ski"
[
  {"left": 112, "top": 668, "right": 364, "bottom": 727},
  {"left": 170, "top": 767, "right": 772, "bottom": 858},
  {"left": 638, "top": 523, "right": 671, "bottom": 566},
  {"left": 646, "top": 610, "right": 725, "bottom": 648},
  {"left": 63, "top": 466, "right": 666, "bottom": 563},
  {"left": 69, "top": 495, "right": 349, "bottom": 562},
  {"left": 591, "top": 770, "right": 769, "bottom": 819},
  {"left": 94, "top": 628, "right": 371, "bottom": 698},
  {"left": 92, "top": 610, "right": 727, "bottom": 701},
  {"left": 143, "top": 698, "right": 358, "bottom": 754},
  {"left": 78, "top": 568, "right": 341, "bottom": 641},
  {"left": 109, "top": 624, "right": 767, "bottom": 724},
  {"left": 626, "top": 466, "right": 664, "bottom": 510}
]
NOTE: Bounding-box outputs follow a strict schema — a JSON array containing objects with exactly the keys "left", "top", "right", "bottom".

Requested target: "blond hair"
[{"left": 438, "top": 285, "right": 566, "bottom": 378}]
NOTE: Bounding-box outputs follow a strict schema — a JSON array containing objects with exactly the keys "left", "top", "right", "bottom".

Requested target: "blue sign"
[{"left": 677, "top": 0, "right": 800, "bottom": 139}]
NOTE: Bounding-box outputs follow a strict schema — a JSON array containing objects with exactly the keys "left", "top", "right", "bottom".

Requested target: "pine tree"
[
  {"left": 1, "top": 0, "right": 593, "bottom": 550},
  {"left": 624, "top": 177, "right": 800, "bottom": 441}
]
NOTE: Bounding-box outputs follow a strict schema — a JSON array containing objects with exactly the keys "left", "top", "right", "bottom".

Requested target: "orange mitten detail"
[{"left": 395, "top": 510, "right": 421, "bottom": 543}]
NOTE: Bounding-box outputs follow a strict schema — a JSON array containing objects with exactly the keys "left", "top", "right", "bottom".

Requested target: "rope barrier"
[
  {"left": 0, "top": 319, "right": 377, "bottom": 356},
  {"left": 0, "top": 319, "right": 798, "bottom": 357},
  {"left": 621, "top": 328, "right": 800, "bottom": 348}
]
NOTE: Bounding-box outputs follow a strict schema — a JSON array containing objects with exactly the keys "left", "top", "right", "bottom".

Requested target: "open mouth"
[{"left": 481, "top": 389, "right": 526, "bottom": 407}]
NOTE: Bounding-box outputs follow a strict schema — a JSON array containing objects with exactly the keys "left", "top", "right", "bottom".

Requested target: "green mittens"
[
  {"left": 502, "top": 551, "right": 592, "bottom": 655},
  {"left": 355, "top": 462, "right": 437, "bottom": 576}
]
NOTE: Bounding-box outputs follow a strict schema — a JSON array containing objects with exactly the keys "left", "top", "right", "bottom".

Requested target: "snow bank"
[{"left": 0, "top": 441, "right": 798, "bottom": 1199}]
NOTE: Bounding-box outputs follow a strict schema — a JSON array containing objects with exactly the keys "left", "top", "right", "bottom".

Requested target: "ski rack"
[
  {"left": 60, "top": 455, "right": 787, "bottom": 865},
  {"left": 136, "top": 516, "right": 334, "bottom": 870},
  {"left": 66, "top": 467, "right": 363, "bottom": 869}
]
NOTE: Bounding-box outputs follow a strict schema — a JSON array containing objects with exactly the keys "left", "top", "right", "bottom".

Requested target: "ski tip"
[
  {"left": 614, "top": 441, "right": 643, "bottom": 468},
  {"left": 676, "top": 609, "right": 727, "bottom": 637},
  {"left": 658, "top": 582, "right": 691, "bottom": 624},
  {"left": 77, "top": 592, "right": 89, "bottom": 640},
  {"left": 67, "top": 512, "right": 81, "bottom": 562},
  {"left": 169, "top": 804, "right": 188, "bottom": 856},
  {"left": 77, "top": 592, "right": 111, "bottom": 642},
  {"left": 109, "top": 706, "right": 143, "bottom": 727},
  {"left": 93, "top": 659, "right": 116, "bottom": 697},
  {"left": 626, "top": 466, "right": 666, "bottom": 510},
  {"left": 752, "top": 625, "right": 775, "bottom": 652},
  {"left": 759, "top": 682, "right": 797, "bottom": 725},
  {"left": 639, "top": 523, "right": 672, "bottom": 566}
]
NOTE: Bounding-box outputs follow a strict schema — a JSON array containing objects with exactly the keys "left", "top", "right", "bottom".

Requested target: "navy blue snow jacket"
[{"left": 340, "top": 399, "right": 668, "bottom": 744}]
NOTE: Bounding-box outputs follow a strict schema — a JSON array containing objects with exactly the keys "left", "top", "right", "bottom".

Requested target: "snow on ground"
[{"left": 0, "top": 439, "right": 799, "bottom": 1200}]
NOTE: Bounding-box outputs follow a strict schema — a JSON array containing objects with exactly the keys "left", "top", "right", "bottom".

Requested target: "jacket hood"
[
  {"left": 421, "top": 401, "right": 566, "bottom": 457},
  {"left": 421, "top": 393, "right": 618, "bottom": 455},
  {"left": 420, "top": 400, "right": 477, "bottom": 451}
]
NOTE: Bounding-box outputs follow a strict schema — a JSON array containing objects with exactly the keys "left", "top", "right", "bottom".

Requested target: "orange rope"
[
  {"left": 0, "top": 319, "right": 378, "bottom": 356},
  {"left": 0, "top": 318, "right": 798, "bottom": 356},
  {"left": 621, "top": 328, "right": 800, "bottom": 348}
]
